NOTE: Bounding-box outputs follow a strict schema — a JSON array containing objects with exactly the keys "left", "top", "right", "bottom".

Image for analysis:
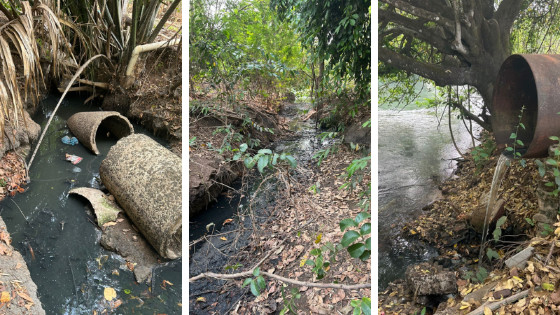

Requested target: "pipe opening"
[
  {"left": 96, "top": 116, "right": 134, "bottom": 142},
  {"left": 492, "top": 55, "right": 539, "bottom": 157}
]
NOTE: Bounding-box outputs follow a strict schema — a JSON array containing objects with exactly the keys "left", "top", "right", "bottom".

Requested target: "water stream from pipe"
[{"left": 478, "top": 154, "right": 511, "bottom": 266}]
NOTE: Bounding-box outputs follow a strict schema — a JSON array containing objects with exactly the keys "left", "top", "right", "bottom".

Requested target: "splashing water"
[{"left": 478, "top": 154, "right": 511, "bottom": 266}]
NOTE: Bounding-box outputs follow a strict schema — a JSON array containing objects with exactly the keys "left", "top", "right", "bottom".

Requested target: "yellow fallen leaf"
[
  {"left": 196, "top": 297, "right": 206, "bottom": 302},
  {"left": 484, "top": 306, "right": 492, "bottom": 315},
  {"left": 222, "top": 218, "right": 233, "bottom": 225},
  {"left": 513, "top": 276, "right": 524, "bottom": 283},
  {"left": 0, "top": 291, "right": 10, "bottom": 303},
  {"left": 409, "top": 229, "right": 417, "bottom": 235},
  {"left": 314, "top": 233, "right": 322, "bottom": 244},
  {"left": 220, "top": 237, "right": 227, "bottom": 241},
  {"left": 542, "top": 282, "right": 554, "bottom": 291},
  {"left": 104, "top": 287, "right": 117, "bottom": 301}
]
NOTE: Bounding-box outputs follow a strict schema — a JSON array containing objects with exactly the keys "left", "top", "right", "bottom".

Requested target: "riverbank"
[
  {"left": 378, "top": 133, "right": 560, "bottom": 314},
  {"left": 189, "top": 101, "right": 371, "bottom": 313}
]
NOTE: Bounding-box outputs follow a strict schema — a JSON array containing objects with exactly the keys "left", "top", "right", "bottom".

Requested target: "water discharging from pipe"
[{"left": 478, "top": 154, "right": 511, "bottom": 265}]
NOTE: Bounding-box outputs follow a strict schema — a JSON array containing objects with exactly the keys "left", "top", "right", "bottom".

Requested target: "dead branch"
[
  {"left": 467, "top": 289, "right": 529, "bottom": 315},
  {"left": 190, "top": 269, "right": 370, "bottom": 290}
]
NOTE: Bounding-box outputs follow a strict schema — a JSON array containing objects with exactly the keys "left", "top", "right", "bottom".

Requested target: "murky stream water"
[
  {"left": 0, "top": 95, "right": 181, "bottom": 314},
  {"left": 378, "top": 108, "right": 481, "bottom": 290}
]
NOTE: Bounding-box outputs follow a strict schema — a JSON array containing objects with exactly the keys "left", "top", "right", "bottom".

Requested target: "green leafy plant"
[
  {"left": 339, "top": 212, "right": 371, "bottom": 261},
  {"left": 313, "top": 146, "right": 339, "bottom": 166},
  {"left": 463, "top": 266, "right": 488, "bottom": 283},
  {"left": 224, "top": 263, "right": 243, "bottom": 272},
  {"left": 535, "top": 136, "right": 560, "bottom": 196},
  {"left": 242, "top": 267, "right": 267, "bottom": 297},
  {"left": 504, "top": 105, "right": 527, "bottom": 167},
  {"left": 279, "top": 286, "right": 301, "bottom": 315},
  {"left": 0, "top": 178, "right": 5, "bottom": 187},
  {"left": 350, "top": 297, "right": 371, "bottom": 315},
  {"left": 541, "top": 223, "right": 554, "bottom": 236},
  {"left": 304, "top": 241, "right": 341, "bottom": 280},
  {"left": 340, "top": 156, "right": 371, "bottom": 192},
  {"left": 471, "top": 134, "right": 496, "bottom": 170},
  {"left": 234, "top": 144, "right": 297, "bottom": 174}
]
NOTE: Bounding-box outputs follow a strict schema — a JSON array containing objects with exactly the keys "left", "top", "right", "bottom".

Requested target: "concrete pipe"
[
  {"left": 67, "top": 111, "right": 134, "bottom": 155},
  {"left": 99, "top": 134, "right": 181, "bottom": 259}
]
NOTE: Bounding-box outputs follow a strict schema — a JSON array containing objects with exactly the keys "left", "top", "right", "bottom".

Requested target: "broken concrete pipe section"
[
  {"left": 99, "top": 134, "right": 182, "bottom": 260},
  {"left": 66, "top": 111, "right": 134, "bottom": 155}
]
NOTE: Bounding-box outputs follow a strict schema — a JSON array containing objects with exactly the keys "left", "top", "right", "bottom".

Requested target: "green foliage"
[
  {"left": 313, "top": 146, "right": 339, "bottom": 166},
  {"left": 242, "top": 267, "right": 267, "bottom": 296},
  {"left": 224, "top": 263, "right": 243, "bottom": 272},
  {"left": 350, "top": 297, "right": 371, "bottom": 315},
  {"left": 492, "top": 216, "right": 507, "bottom": 242},
  {"left": 471, "top": 134, "right": 496, "bottom": 170},
  {"left": 304, "top": 241, "right": 340, "bottom": 280},
  {"left": 340, "top": 212, "right": 371, "bottom": 261},
  {"left": 235, "top": 144, "right": 297, "bottom": 173},
  {"left": 505, "top": 106, "right": 527, "bottom": 167},
  {"left": 463, "top": 266, "right": 488, "bottom": 284},
  {"left": 190, "top": 0, "right": 306, "bottom": 101},
  {"left": 535, "top": 137, "right": 560, "bottom": 197},
  {"left": 271, "top": 0, "right": 371, "bottom": 103},
  {"left": 279, "top": 286, "right": 301, "bottom": 314},
  {"left": 541, "top": 223, "right": 554, "bottom": 237}
]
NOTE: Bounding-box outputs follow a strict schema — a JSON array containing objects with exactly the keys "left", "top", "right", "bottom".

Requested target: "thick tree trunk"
[{"left": 379, "top": 0, "right": 528, "bottom": 131}]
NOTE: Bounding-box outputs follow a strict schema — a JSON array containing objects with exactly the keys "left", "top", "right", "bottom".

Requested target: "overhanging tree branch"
[
  {"left": 379, "top": 47, "right": 472, "bottom": 87},
  {"left": 380, "top": 0, "right": 455, "bottom": 30}
]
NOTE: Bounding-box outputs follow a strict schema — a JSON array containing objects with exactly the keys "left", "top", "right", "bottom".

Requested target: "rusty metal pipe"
[{"left": 492, "top": 54, "right": 560, "bottom": 158}]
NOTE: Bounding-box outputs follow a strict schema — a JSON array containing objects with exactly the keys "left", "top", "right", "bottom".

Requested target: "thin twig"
[
  {"left": 9, "top": 199, "right": 27, "bottom": 223},
  {"left": 68, "top": 257, "right": 79, "bottom": 299},
  {"left": 545, "top": 238, "right": 557, "bottom": 265}
]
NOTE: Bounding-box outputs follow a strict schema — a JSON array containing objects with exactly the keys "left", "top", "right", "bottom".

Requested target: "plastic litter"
[
  {"left": 61, "top": 136, "right": 79, "bottom": 145},
  {"left": 65, "top": 153, "right": 83, "bottom": 165}
]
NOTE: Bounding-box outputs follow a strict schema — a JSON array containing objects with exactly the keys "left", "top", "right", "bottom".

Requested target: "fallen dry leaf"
[
  {"left": 104, "top": 287, "right": 117, "bottom": 301},
  {"left": 0, "top": 291, "right": 10, "bottom": 303},
  {"left": 17, "top": 292, "right": 33, "bottom": 303}
]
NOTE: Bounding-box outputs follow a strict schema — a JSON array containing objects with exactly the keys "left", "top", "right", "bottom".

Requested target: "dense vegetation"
[{"left": 190, "top": 0, "right": 371, "bottom": 126}]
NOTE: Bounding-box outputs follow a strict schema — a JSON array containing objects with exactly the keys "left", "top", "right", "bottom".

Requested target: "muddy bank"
[
  {"left": 0, "top": 216, "right": 45, "bottom": 314},
  {"left": 101, "top": 48, "right": 182, "bottom": 156},
  {"left": 188, "top": 99, "right": 280, "bottom": 217}
]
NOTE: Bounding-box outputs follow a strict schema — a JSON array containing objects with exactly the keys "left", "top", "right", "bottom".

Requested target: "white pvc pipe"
[{"left": 125, "top": 38, "right": 181, "bottom": 77}]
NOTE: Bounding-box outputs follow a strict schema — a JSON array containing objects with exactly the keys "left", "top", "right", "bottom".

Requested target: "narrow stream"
[
  {"left": 189, "top": 102, "right": 334, "bottom": 313},
  {"left": 0, "top": 95, "right": 181, "bottom": 314},
  {"left": 378, "top": 108, "right": 480, "bottom": 290}
]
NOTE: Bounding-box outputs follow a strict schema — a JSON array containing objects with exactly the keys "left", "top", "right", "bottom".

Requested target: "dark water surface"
[
  {"left": 0, "top": 95, "right": 181, "bottom": 314},
  {"left": 378, "top": 108, "right": 480, "bottom": 290}
]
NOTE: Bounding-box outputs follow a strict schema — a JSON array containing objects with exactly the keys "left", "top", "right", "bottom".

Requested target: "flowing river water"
[
  {"left": 378, "top": 107, "right": 481, "bottom": 290},
  {"left": 0, "top": 95, "right": 181, "bottom": 313}
]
